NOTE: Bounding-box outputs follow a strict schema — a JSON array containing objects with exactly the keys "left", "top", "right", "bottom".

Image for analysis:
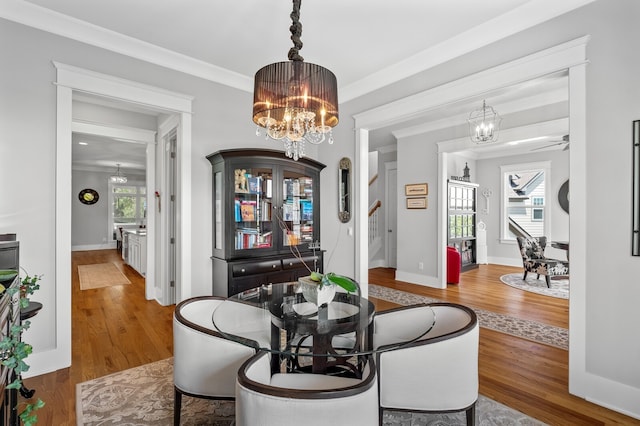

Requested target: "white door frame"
[
  {"left": 45, "top": 62, "right": 193, "bottom": 373},
  {"left": 72, "top": 119, "right": 157, "bottom": 298},
  {"left": 384, "top": 162, "right": 397, "bottom": 268},
  {"left": 354, "top": 36, "right": 588, "bottom": 398}
]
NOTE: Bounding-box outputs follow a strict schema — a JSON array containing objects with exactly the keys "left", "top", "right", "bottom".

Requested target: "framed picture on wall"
[
  {"left": 406, "top": 197, "right": 427, "bottom": 209},
  {"left": 405, "top": 183, "right": 428, "bottom": 196}
]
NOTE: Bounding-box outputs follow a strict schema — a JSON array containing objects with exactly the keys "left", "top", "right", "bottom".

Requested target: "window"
[
  {"left": 110, "top": 183, "right": 146, "bottom": 241},
  {"left": 500, "top": 162, "right": 550, "bottom": 242}
]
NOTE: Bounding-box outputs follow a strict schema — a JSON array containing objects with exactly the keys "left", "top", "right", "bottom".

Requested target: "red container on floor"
[{"left": 447, "top": 246, "right": 461, "bottom": 284}]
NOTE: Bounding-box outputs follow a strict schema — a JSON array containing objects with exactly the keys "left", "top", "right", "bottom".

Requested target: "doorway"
[
  {"left": 354, "top": 37, "right": 587, "bottom": 400},
  {"left": 385, "top": 164, "right": 397, "bottom": 269},
  {"left": 53, "top": 62, "right": 193, "bottom": 371}
]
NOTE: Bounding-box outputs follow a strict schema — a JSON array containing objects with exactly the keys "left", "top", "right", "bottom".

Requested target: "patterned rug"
[
  {"left": 77, "top": 357, "right": 546, "bottom": 426},
  {"left": 499, "top": 273, "right": 569, "bottom": 299},
  {"left": 368, "top": 284, "right": 568, "bottom": 350}
]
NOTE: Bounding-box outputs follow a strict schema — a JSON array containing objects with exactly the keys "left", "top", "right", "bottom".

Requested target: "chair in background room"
[
  {"left": 235, "top": 351, "right": 379, "bottom": 426},
  {"left": 373, "top": 303, "right": 479, "bottom": 426},
  {"left": 516, "top": 236, "right": 569, "bottom": 287},
  {"left": 173, "top": 296, "right": 268, "bottom": 426}
]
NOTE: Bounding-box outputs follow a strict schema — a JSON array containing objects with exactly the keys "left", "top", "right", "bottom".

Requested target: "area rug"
[
  {"left": 499, "top": 273, "right": 569, "bottom": 299},
  {"left": 78, "top": 263, "right": 131, "bottom": 290},
  {"left": 368, "top": 284, "right": 568, "bottom": 350},
  {"left": 77, "top": 357, "right": 546, "bottom": 426}
]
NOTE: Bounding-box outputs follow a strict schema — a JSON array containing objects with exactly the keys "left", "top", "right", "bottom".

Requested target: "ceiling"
[{"left": 4, "top": 0, "right": 590, "bottom": 169}]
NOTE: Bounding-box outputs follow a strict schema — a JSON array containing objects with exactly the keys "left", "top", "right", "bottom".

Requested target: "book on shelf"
[
  {"left": 282, "top": 203, "right": 294, "bottom": 221},
  {"left": 260, "top": 200, "right": 272, "bottom": 221},
  {"left": 235, "top": 227, "right": 270, "bottom": 250},
  {"left": 240, "top": 200, "right": 257, "bottom": 221},
  {"left": 265, "top": 178, "right": 273, "bottom": 198},
  {"left": 248, "top": 176, "right": 262, "bottom": 194},
  {"left": 300, "top": 199, "right": 313, "bottom": 221},
  {"left": 234, "top": 199, "right": 241, "bottom": 222}
]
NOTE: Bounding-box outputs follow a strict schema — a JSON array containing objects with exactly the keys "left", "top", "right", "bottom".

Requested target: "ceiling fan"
[{"left": 531, "top": 134, "right": 569, "bottom": 151}]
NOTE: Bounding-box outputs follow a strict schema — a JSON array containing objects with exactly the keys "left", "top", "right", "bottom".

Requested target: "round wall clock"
[{"left": 79, "top": 189, "right": 99, "bottom": 205}]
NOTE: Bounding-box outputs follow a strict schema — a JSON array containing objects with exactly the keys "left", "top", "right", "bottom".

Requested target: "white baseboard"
[
  {"left": 72, "top": 242, "right": 117, "bottom": 251},
  {"left": 582, "top": 371, "right": 640, "bottom": 420},
  {"left": 394, "top": 270, "right": 444, "bottom": 288},
  {"left": 368, "top": 259, "right": 386, "bottom": 269},
  {"left": 488, "top": 256, "right": 522, "bottom": 267}
]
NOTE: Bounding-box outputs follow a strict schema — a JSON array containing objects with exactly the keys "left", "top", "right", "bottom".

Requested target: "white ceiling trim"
[
  {"left": 3, "top": 0, "right": 251, "bottom": 92},
  {"left": 353, "top": 36, "right": 589, "bottom": 130},
  {"left": 3, "top": 0, "right": 594, "bottom": 102},
  {"left": 72, "top": 120, "right": 156, "bottom": 144},
  {"left": 436, "top": 118, "right": 569, "bottom": 160},
  {"left": 341, "top": 0, "right": 595, "bottom": 102},
  {"left": 54, "top": 62, "right": 194, "bottom": 113},
  {"left": 392, "top": 86, "right": 568, "bottom": 140}
]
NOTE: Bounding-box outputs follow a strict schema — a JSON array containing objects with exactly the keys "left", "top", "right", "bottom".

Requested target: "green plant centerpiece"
[
  {"left": 0, "top": 270, "right": 45, "bottom": 425},
  {"left": 298, "top": 271, "right": 359, "bottom": 306}
]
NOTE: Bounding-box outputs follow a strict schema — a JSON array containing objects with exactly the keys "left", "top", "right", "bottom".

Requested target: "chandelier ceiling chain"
[
  {"left": 288, "top": 0, "right": 303, "bottom": 62},
  {"left": 253, "top": 0, "right": 339, "bottom": 161}
]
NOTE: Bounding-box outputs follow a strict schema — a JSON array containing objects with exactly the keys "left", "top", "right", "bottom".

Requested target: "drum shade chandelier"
[
  {"left": 110, "top": 163, "right": 127, "bottom": 184},
  {"left": 468, "top": 100, "right": 502, "bottom": 144},
  {"left": 253, "top": 0, "right": 339, "bottom": 161}
]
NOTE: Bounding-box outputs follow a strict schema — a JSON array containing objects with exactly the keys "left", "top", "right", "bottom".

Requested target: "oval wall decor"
[
  {"left": 79, "top": 189, "right": 99, "bottom": 205},
  {"left": 558, "top": 180, "right": 569, "bottom": 214}
]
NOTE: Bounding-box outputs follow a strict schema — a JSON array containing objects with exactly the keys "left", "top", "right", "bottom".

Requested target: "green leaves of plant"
[{"left": 322, "top": 272, "right": 359, "bottom": 293}]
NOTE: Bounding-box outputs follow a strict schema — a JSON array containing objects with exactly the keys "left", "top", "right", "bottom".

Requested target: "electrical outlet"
[{"left": 418, "top": 262, "right": 424, "bottom": 270}]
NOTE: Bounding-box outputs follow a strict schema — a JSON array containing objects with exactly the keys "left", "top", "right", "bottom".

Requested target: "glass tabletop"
[{"left": 212, "top": 281, "right": 436, "bottom": 358}]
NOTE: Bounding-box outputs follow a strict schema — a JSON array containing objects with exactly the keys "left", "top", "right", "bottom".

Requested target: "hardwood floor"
[{"left": 23, "top": 252, "right": 638, "bottom": 425}]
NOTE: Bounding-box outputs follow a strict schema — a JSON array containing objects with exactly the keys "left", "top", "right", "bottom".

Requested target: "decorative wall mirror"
[
  {"left": 338, "top": 157, "right": 351, "bottom": 223},
  {"left": 633, "top": 120, "right": 640, "bottom": 256}
]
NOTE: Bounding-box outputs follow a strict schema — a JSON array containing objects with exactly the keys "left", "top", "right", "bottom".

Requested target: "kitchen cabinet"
[{"left": 124, "top": 229, "right": 146, "bottom": 276}]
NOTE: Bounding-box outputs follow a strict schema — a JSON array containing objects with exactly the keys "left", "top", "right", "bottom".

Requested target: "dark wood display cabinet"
[
  {"left": 448, "top": 180, "right": 479, "bottom": 272},
  {"left": 207, "top": 149, "right": 326, "bottom": 297}
]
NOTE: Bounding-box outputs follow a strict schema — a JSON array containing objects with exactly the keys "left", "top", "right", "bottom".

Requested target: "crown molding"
[
  {"left": 2, "top": 0, "right": 252, "bottom": 92},
  {"left": 2, "top": 0, "right": 594, "bottom": 101},
  {"left": 340, "top": 0, "right": 595, "bottom": 102}
]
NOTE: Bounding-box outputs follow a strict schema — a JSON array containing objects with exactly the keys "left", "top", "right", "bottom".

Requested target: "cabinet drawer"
[
  {"left": 232, "top": 260, "right": 282, "bottom": 277},
  {"left": 281, "top": 255, "right": 319, "bottom": 270}
]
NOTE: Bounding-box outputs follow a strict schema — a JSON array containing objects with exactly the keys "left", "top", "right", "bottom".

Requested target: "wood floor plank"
[{"left": 21, "top": 255, "right": 639, "bottom": 425}]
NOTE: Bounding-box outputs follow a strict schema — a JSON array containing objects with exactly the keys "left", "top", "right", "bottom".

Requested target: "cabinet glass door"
[
  {"left": 233, "top": 167, "right": 274, "bottom": 251},
  {"left": 280, "top": 170, "right": 314, "bottom": 247}
]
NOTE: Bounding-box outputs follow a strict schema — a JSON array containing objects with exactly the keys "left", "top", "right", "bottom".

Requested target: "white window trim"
[
  {"left": 108, "top": 181, "right": 147, "bottom": 240},
  {"left": 499, "top": 161, "right": 551, "bottom": 243}
]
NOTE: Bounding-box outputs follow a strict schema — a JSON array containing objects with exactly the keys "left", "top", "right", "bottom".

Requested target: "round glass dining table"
[{"left": 212, "top": 281, "right": 436, "bottom": 377}]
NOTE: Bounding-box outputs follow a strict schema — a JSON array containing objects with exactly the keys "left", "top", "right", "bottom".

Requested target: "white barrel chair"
[
  {"left": 236, "top": 351, "right": 379, "bottom": 425},
  {"left": 173, "top": 296, "right": 269, "bottom": 425},
  {"left": 373, "top": 302, "right": 479, "bottom": 426}
]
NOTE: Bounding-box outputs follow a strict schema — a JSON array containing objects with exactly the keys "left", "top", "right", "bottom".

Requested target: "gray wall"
[{"left": 2, "top": 0, "right": 640, "bottom": 417}]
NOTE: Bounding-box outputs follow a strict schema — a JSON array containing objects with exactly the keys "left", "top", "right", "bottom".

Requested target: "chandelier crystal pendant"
[
  {"left": 468, "top": 100, "right": 502, "bottom": 144},
  {"left": 252, "top": 0, "right": 339, "bottom": 161},
  {"left": 110, "top": 163, "right": 127, "bottom": 184}
]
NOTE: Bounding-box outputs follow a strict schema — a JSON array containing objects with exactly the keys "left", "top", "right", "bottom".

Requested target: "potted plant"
[
  {"left": 298, "top": 271, "right": 359, "bottom": 306},
  {"left": 0, "top": 269, "right": 45, "bottom": 425}
]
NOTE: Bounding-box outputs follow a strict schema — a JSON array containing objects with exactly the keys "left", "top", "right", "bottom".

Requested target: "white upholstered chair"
[
  {"left": 373, "top": 302, "right": 479, "bottom": 426},
  {"left": 235, "top": 351, "right": 379, "bottom": 426},
  {"left": 173, "top": 296, "right": 268, "bottom": 425}
]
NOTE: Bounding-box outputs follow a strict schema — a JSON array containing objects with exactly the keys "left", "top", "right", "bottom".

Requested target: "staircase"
[{"left": 368, "top": 199, "right": 383, "bottom": 264}]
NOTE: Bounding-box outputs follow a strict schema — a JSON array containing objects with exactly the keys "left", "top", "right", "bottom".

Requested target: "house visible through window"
[{"left": 500, "top": 162, "right": 550, "bottom": 241}]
